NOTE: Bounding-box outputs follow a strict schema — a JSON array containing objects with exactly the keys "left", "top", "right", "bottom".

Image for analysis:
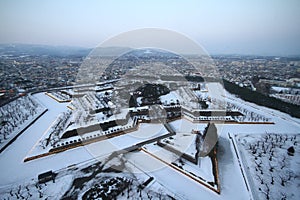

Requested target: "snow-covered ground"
[
  {"left": 124, "top": 150, "right": 220, "bottom": 199},
  {"left": 84, "top": 123, "right": 168, "bottom": 159},
  {"left": 142, "top": 143, "right": 216, "bottom": 188},
  {"left": 160, "top": 91, "right": 182, "bottom": 105},
  {"left": 235, "top": 133, "right": 299, "bottom": 200},
  {"left": 46, "top": 91, "right": 71, "bottom": 102},
  {"left": 27, "top": 110, "right": 73, "bottom": 157},
  {"left": 0, "top": 95, "right": 47, "bottom": 152},
  {"left": 0, "top": 152, "right": 177, "bottom": 199},
  {"left": 124, "top": 148, "right": 249, "bottom": 200},
  {"left": 0, "top": 83, "right": 299, "bottom": 199},
  {"left": 222, "top": 91, "right": 300, "bottom": 133},
  {"left": 161, "top": 119, "right": 207, "bottom": 157},
  {"left": 0, "top": 93, "right": 75, "bottom": 184},
  {"left": 0, "top": 93, "right": 170, "bottom": 185}
]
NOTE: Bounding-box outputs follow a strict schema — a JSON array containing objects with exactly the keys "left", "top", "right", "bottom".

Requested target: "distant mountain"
[
  {"left": 125, "top": 48, "right": 180, "bottom": 58},
  {"left": 0, "top": 44, "right": 91, "bottom": 57},
  {"left": 0, "top": 44, "right": 185, "bottom": 58},
  {"left": 88, "top": 46, "right": 133, "bottom": 57},
  {"left": 87, "top": 47, "right": 184, "bottom": 58}
]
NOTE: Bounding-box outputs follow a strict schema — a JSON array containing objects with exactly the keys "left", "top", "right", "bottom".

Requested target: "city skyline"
[{"left": 0, "top": 0, "right": 300, "bottom": 56}]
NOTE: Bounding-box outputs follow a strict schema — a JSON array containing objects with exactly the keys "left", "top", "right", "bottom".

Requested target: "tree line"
[{"left": 223, "top": 79, "right": 300, "bottom": 118}]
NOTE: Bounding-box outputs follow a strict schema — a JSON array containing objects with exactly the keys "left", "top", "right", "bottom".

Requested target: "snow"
[
  {"left": 0, "top": 93, "right": 172, "bottom": 185},
  {"left": 271, "top": 86, "right": 291, "bottom": 93},
  {"left": 223, "top": 91, "right": 300, "bottom": 132},
  {"left": 160, "top": 91, "right": 181, "bottom": 104},
  {"left": 159, "top": 122, "right": 203, "bottom": 157},
  {"left": 200, "top": 156, "right": 214, "bottom": 181},
  {"left": 0, "top": 95, "right": 47, "bottom": 152},
  {"left": 124, "top": 149, "right": 249, "bottom": 200},
  {"left": 0, "top": 150, "right": 177, "bottom": 199},
  {"left": 235, "top": 133, "right": 300, "bottom": 200},
  {"left": 0, "top": 174, "right": 73, "bottom": 200},
  {"left": 169, "top": 118, "right": 206, "bottom": 133},
  {"left": 194, "top": 90, "right": 209, "bottom": 100},
  {"left": 46, "top": 91, "right": 71, "bottom": 102},
  {"left": 124, "top": 150, "right": 219, "bottom": 199},
  {"left": 207, "top": 83, "right": 226, "bottom": 103},
  {"left": 142, "top": 142, "right": 215, "bottom": 185},
  {"left": 0, "top": 82, "right": 299, "bottom": 199},
  {"left": 0, "top": 93, "right": 77, "bottom": 184}
]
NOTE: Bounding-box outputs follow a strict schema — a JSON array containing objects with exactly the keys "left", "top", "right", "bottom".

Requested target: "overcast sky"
[{"left": 0, "top": 0, "right": 300, "bottom": 55}]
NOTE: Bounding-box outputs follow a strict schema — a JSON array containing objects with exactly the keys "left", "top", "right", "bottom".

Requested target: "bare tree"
[
  {"left": 279, "top": 175, "right": 286, "bottom": 186},
  {"left": 280, "top": 156, "right": 286, "bottom": 170},
  {"left": 38, "top": 190, "right": 43, "bottom": 198},
  {"left": 269, "top": 163, "right": 274, "bottom": 172},
  {"left": 261, "top": 184, "right": 270, "bottom": 200},
  {"left": 270, "top": 176, "right": 274, "bottom": 185},
  {"left": 287, "top": 171, "right": 294, "bottom": 181},
  {"left": 256, "top": 174, "right": 264, "bottom": 184},
  {"left": 280, "top": 192, "right": 287, "bottom": 200}
]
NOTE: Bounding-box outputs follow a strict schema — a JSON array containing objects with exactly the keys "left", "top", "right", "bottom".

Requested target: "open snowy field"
[{"left": 235, "top": 133, "right": 299, "bottom": 200}]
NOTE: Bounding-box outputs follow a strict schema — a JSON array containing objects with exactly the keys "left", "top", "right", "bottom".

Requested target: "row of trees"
[
  {"left": 39, "top": 110, "right": 72, "bottom": 149},
  {"left": 49, "top": 91, "right": 71, "bottom": 101},
  {"left": 2, "top": 177, "right": 52, "bottom": 199},
  {"left": 225, "top": 101, "right": 269, "bottom": 122},
  {"left": 223, "top": 79, "right": 300, "bottom": 118},
  {"left": 210, "top": 97, "right": 270, "bottom": 122},
  {"left": 0, "top": 96, "right": 41, "bottom": 144}
]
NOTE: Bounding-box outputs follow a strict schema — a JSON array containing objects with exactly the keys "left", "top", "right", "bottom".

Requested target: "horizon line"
[{"left": 1, "top": 42, "right": 300, "bottom": 57}]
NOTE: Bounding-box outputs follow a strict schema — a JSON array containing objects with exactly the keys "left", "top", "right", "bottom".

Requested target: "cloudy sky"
[{"left": 0, "top": 0, "right": 299, "bottom": 55}]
